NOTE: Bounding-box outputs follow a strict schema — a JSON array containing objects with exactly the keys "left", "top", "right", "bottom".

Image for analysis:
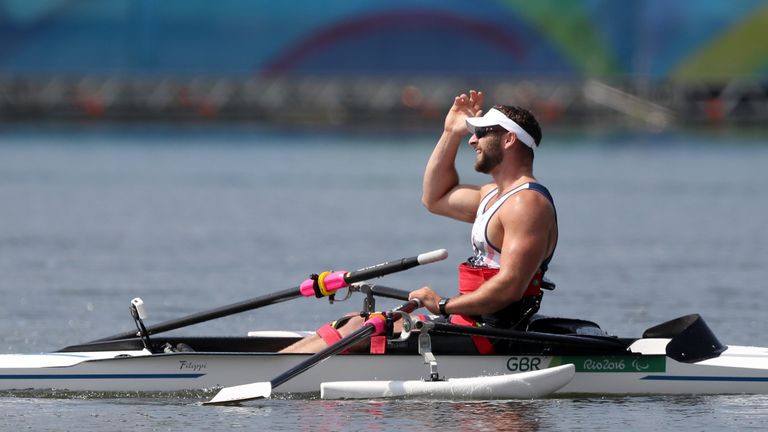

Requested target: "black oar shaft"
[
  {"left": 91, "top": 284, "right": 407, "bottom": 343},
  {"left": 272, "top": 325, "right": 376, "bottom": 390},
  {"left": 91, "top": 287, "right": 300, "bottom": 342},
  {"left": 421, "top": 322, "right": 628, "bottom": 350},
  {"left": 270, "top": 299, "right": 421, "bottom": 392},
  {"left": 342, "top": 249, "right": 446, "bottom": 285},
  {"left": 93, "top": 250, "right": 444, "bottom": 344},
  {"left": 345, "top": 257, "right": 421, "bottom": 283}
]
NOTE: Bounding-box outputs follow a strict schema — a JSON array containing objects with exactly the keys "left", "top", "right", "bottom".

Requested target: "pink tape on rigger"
[
  {"left": 322, "top": 271, "right": 348, "bottom": 293},
  {"left": 299, "top": 278, "right": 316, "bottom": 297}
]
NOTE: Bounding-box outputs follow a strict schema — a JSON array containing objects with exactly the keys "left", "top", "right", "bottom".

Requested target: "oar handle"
[
  {"left": 299, "top": 249, "right": 448, "bottom": 298},
  {"left": 348, "top": 249, "right": 448, "bottom": 282},
  {"left": 365, "top": 284, "right": 410, "bottom": 301},
  {"left": 363, "top": 299, "right": 421, "bottom": 334}
]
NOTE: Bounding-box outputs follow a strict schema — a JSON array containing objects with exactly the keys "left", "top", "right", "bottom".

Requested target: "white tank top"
[{"left": 469, "top": 183, "right": 535, "bottom": 268}]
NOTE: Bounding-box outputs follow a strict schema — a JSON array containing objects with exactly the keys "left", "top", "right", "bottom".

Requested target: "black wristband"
[{"left": 438, "top": 297, "right": 450, "bottom": 318}]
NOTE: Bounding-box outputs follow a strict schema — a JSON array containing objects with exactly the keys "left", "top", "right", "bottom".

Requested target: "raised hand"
[{"left": 444, "top": 90, "right": 484, "bottom": 135}]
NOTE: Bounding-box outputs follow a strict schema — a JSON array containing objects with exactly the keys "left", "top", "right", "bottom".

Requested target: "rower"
[
  {"left": 281, "top": 91, "right": 558, "bottom": 355},
  {"left": 410, "top": 93, "right": 558, "bottom": 353}
]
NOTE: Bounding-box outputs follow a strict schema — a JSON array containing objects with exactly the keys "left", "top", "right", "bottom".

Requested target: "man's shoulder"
[
  {"left": 498, "top": 187, "right": 556, "bottom": 221},
  {"left": 479, "top": 183, "right": 498, "bottom": 195}
]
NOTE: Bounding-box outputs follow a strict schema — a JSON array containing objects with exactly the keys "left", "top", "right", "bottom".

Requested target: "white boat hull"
[{"left": 1, "top": 344, "right": 766, "bottom": 395}]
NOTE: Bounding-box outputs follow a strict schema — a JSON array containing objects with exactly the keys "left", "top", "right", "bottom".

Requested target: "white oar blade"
[
  {"left": 204, "top": 382, "right": 272, "bottom": 405},
  {"left": 320, "top": 364, "right": 575, "bottom": 400}
]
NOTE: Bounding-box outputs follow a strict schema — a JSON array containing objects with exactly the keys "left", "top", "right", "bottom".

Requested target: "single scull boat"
[{"left": 0, "top": 250, "right": 765, "bottom": 400}]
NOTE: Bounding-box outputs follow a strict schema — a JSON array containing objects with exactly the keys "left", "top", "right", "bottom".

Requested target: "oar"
[
  {"left": 204, "top": 299, "right": 422, "bottom": 405},
  {"left": 92, "top": 249, "right": 446, "bottom": 342},
  {"left": 416, "top": 321, "right": 629, "bottom": 350}
]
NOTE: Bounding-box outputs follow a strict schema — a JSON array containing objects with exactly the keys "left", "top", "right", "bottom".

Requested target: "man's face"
[{"left": 472, "top": 128, "right": 505, "bottom": 174}]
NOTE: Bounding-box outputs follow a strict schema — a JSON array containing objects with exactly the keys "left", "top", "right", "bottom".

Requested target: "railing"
[{"left": 1, "top": 76, "right": 766, "bottom": 127}]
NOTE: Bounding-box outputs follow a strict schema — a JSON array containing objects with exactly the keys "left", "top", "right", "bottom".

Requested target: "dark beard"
[{"left": 474, "top": 136, "right": 503, "bottom": 174}]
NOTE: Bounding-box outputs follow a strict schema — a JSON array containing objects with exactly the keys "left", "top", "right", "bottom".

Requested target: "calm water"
[{"left": 0, "top": 125, "right": 766, "bottom": 430}]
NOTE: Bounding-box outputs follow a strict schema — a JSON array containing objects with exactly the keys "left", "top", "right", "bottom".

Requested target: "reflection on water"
[{"left": 273, "top": 399, "right": 546, "bottom": 432}]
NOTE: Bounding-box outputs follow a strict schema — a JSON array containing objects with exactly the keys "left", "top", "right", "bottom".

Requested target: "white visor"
[{"left": 466, "top": 108, "right": 538, "bottom": 149}]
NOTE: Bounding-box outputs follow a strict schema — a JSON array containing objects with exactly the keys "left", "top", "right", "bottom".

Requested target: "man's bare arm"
[
  {"left": 422, "top": 91, "right": 485, "bottom": 223},
  {"left": 432, "top": 191, "right": 555, "bottom": 316}
]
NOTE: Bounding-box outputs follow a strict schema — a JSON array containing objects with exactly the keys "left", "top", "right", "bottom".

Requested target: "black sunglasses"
[{"left": 474, "top": 126, "right": 505, "bottom": 139}]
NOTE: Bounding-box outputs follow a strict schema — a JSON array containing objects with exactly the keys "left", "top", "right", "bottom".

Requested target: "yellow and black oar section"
[
  {"left": 204, "top": 298, "right": 423, "bottom": 405},
  {"left": 90, "top": 249, "right": 445, "bottom": 345},
  {"left": 298, "top": 248, "right": 448, "bottom": 301}
]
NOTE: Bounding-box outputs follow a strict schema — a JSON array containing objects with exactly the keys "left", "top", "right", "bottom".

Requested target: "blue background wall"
[{"left": 1, "top": 0, "right": 767, "bottom": 81}]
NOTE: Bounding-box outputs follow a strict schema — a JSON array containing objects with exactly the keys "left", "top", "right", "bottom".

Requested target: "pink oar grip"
[
  {"left": 299, "top": 279, "right": 316, "bottom": 297},
  {"left": 322, "top": 271, "right": 348, "bottom": 292},
  {"left": 298, "top": 271, "right": 349, "bottom": 297}
]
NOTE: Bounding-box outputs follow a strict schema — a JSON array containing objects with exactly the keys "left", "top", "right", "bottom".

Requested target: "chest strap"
[
  {"left": 452, "top": 263, "right": 543, "bottom": 354},
  {"left": 458, "top": 262, "right": 543, "bottom": 297}
]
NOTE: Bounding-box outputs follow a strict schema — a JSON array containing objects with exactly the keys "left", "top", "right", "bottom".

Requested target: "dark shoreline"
[{"left": 2, "top": 77, "right": 766, "bottom": 130}]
